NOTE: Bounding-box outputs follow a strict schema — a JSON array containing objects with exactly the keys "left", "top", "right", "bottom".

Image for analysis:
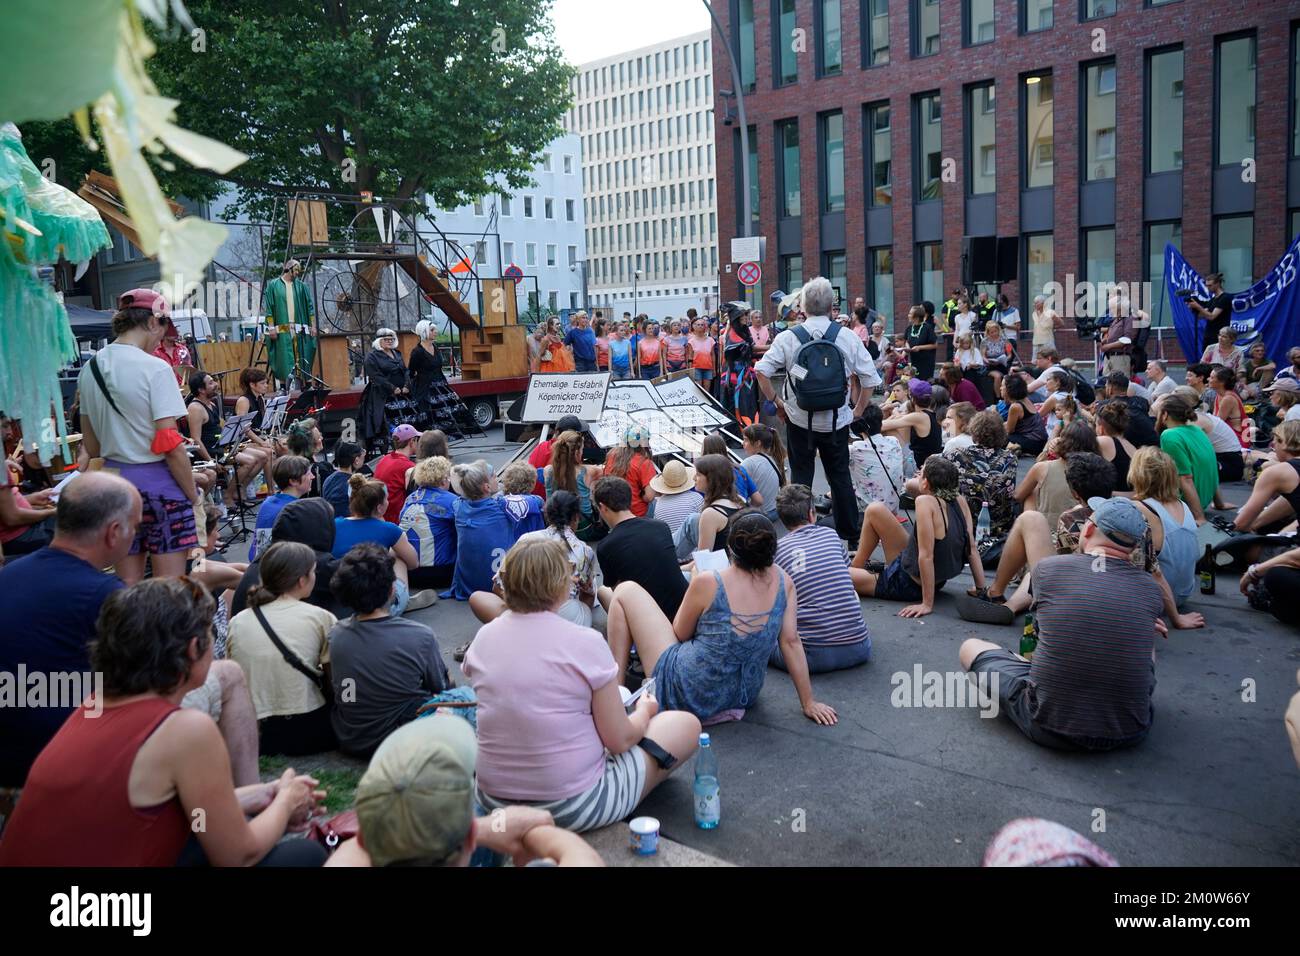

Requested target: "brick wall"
[{"left": 713, "top": 0, "right": 1295, "bottom": 339}]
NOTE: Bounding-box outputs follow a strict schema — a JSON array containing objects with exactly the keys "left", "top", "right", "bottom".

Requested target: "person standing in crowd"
[
  {"left": 997, "top": 294, "right": 1021, "bottom": 350},
  {"left": 593, "top": 476, "right": 689, "bottom": 621},
  {"left": 322, "top": 440, "right": 366, "bottom": 518},
  {"left": 756, "top": 276, "right": 880, "bottom": 542},
  {"left": 593, "top": 316, "right": 611, "bottom": 371},
  {"left": 603, "top": 424, "right": 658, "bottom": 517},
  {"left": 563, "top": 311, "right": 598, "bottom": 373},
  {"left": 327, "top": 543, "right": 451, "bottom": 758},
  {"left": 902, "top": 304, "right": 939, "bottom": 382},
  {"left": 227, "top": 541, "right": 338, "bottom": 755},
  {"left": 1030, "top": 295, "right": 1065, "bottom": 354},
  {"left": 408, "top": 319, "right": 447, "bottom": 426},
  {"left": 663, "top": 318, "right": 691, "bottom": 373},
  {"left": 75, "top": 289, "right": 201, "bottom": 582},
  {"left": 1188, "top": 271, "right": 1233, "bottom": 356},
  {"left": 608, "top": 320, "right": 633, "bottom": 380},
  {"left": 0, "top": 577, "right": 325, "bottom": 867},
  {"left": 375, "top": 424, "right": 421, "bottom": 524},
  {"left": 688, "top": 316, "right": 716, "bottom": 388},
  {"left": 1156, "top": 394, "right": 1219, "bottom": 524},
  {"left": 637, "top": 318, "right": 664, "bottom": 379},
  {"left": 250, "top": 455, "right": 313, "bottom": 561},
  {"left": 399, "top": 455, "right": 460, "bottom": 591},
  {"left": 771, "top": 484, "right": 872, "bottom": 673}
]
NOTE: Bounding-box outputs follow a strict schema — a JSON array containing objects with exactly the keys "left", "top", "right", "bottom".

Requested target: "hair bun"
[{"left": 348, "top": 472, "right": 368, "bottom": 491}]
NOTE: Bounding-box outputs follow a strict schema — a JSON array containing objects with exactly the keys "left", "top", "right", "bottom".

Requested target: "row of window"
[
  {"left": 528, "top": 291, "right": 585, "bottom": 313},
  {"left": 471, "top": 195, "right": 578, "bottom": 222},
  {"left": 568, "top": 75, "right": 713, "bottom": 134},
  {"left": 740, "top": 34, "right": 1259, "bottom": 224},
  {"left": 573, "top": 39, "right": 711, "bottom": 101},
  {"left": 587, "top": 213, "right": 718, "bottom": 256},
  {"left": 590, "top": 247, "right": 720, "bottom": 286},
  {"left": 578, "top": 116, "right": 714, "bottom": 169},
  {"left": 734, "top": 0, "right": 1184, "bottom": 89},
  {"left": 498, "top": 242, "right": 582, "bottom": 270},
  {"left": 587, "top": 180, "right": 717, "bottom": 224},
  {"left": 587, "top": 285, "right": 721, "bottom": 309},
  {"left": 584, "top": 137, "right": 713, "bottom": 192}
]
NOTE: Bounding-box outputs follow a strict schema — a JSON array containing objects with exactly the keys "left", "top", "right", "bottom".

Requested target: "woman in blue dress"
[{"left": 605, "top": 511, "right": 837, "bottom": 725}]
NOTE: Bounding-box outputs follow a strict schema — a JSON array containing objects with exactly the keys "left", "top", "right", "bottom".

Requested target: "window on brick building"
[
  {"left": 1147, "top": 47, "right": 1183, "bottom": 174},
  {"left": 1083, "top": 0, "right": 1114, "bottom": 20},
  {"left": 1084, "top": 229, "right": 1116, "bottom": 295},
  {"left": 1021, "top": 0, "right": 1052, "bottom": 33},
  {"left": 1216, "top": 34, "right": 1256, "bottom": 167},
  {"left": 824, "top": 252, "right": 848, "bottom": 307},
  {"left": 915, "top": 93, "right": 942, "bottom": 201},
  {"left": 1215, "top": 215, "right": 1254, "bottom": 292},
  {"left": 775, "top": 0, "right": 798, "bottom": 86},
  {"left": 870, "top": 248, "right": 894, "bottom": 327},
  {"left": 965, "top": 0, "right": 994, "bottom": 45},
  {"left": 819, "top": 0, "right": 843, "bottom": 75},
  {"left": 1084, "top": 61, "right": 1116, "bottom": 181},
  {"left": 782, "top": 254, "right": 804, "bottom": 291},
  {"left": 917, "top": 242, "right": 944, "bottom": 308},
  {"left": 1146, "top": 221, "right": 1181, "bottom": 326},
  {"left": 778, "top": 119, "right": 801, "bottom": 217},
  {"left": 864, "top": 0, "right": 890, "bottom": 66},
  {"left": 738, "top": 0, "right": 757, "bottom": 92},
  {"left": 912, "top": 0, "right": 941, "bottom": 58},
  {"left": 1023, "top": 74, "right": 1053, "bottom": 189},
  {"left": 821, "top": 111, "right": 845, "bottom": 213},
  {"left": 866, "top": 103, "right": 892, "bottom": 206},
  {"left": 1023, "top": 234, "right": 1053, "bottom": 308},
  {"left": 966, "top": 84, "right": 996, "bottom": 195}
]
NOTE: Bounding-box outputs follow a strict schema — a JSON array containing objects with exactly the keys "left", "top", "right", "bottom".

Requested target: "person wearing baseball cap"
[
  {"left": 602, "top": 424, "right": 659, "bottom": 517},
  {"left": 374, "top": 423, "right": 422, "bottom": 524},
  {"left": 646, "top": 459, "right": 702, "bottom": 537},
  {"left": 326, "top": 714, "right": 602, "bottom": 867},
  {"left": 75, "top": 287, "right": 200, "bottom": 583},
  {"left": 878, "top": 374, "right": 943, "bottom": 468},
  {"left": 1264, "top": 376, "right": 1300, "bottom": 425},
  {"left": 958, "top": 493, "right": 1166, "bottom": 752}
]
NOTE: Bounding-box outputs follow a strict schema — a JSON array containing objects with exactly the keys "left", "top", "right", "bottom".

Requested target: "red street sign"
[
  {"left": 503, "top": 264, "right": 524, "bottom": 283},
  {"left": 737, "top": 261, "right": 761, "bottom": 286}
]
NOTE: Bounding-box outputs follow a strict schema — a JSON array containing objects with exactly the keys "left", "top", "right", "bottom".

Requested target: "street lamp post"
[{"left": 702, "top": 0, "right": 752, "bottom": 241}]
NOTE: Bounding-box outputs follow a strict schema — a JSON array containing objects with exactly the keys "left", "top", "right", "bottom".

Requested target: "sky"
[{"left": 550, "top": 0, "right": 712, "bottom": 66}]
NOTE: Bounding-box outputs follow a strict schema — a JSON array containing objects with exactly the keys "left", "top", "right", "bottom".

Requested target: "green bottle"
[{"left": 1019, "top": 611, "right": 1038, "bottom": 660}]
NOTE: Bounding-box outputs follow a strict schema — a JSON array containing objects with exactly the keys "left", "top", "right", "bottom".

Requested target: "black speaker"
[
  {"left": 963, "top": 236, "right": 999, "bottom": 285},
  {"left": 996, "top": 236, "right": 1020, "bottom": 283}
]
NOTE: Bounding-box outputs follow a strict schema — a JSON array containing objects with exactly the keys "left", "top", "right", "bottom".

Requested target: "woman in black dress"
[
  {"left": 359, "top": 328, "right": 411, "bottom": 449},
  {"left": 408, "top": 319, "right": 445, "bottom": 426}
]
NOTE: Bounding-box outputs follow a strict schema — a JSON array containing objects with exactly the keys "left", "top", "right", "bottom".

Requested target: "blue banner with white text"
[{"left": 1164, "top": 237, "right": 1300, "bottom": 364}]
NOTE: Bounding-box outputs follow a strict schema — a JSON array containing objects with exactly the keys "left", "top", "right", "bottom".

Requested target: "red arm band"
[{"left": 151, "top": 428, "right": 186, "bottom": 454}]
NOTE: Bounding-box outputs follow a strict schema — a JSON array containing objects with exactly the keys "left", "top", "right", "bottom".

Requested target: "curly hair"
[
  {"left": 921, "top": 455, "right": 960, "bottom": 501},
  {"left": 967, "top": 409, "right": 1008, "bottom": 449},
  {"left": 331, "top": 542, "right": 396, "bottom": 614},
  {"left": 91, "top": 578, "right": 215, "bottom": 697}
]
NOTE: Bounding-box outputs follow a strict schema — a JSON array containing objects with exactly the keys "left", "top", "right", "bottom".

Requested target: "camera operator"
[{"left": 1186, "top": 272, "right": 1232, "bottom": 356}]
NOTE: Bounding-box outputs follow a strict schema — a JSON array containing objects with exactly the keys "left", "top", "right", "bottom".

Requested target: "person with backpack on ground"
[{"left": 755, "top": 276, "right": 881, "bottom": 543}]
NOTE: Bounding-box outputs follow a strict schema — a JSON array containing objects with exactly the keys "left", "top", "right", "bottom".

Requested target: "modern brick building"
[{"left": 712, "top": 0, "right": 1298, "bottom": 346}]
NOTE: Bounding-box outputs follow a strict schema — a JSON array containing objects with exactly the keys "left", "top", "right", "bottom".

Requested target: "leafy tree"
[{"left": 147, "top": 0, "right": 573, "bottom": 220}]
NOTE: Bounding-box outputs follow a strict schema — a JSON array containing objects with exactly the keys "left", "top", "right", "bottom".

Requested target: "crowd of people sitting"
[{"left": 2, "top": 277, "right": 1300, "bottom": 867}]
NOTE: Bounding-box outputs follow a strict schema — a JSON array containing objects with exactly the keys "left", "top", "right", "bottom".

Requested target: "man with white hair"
[
  {"left": 1030, "top": 294, "right": 1065, "bottom": 353},
  {"left": 756, "top": 276, "right": 881, "bottom": 542},
  {"left": 1145, "top": 360, "right": 1176, "bottom": 400}
]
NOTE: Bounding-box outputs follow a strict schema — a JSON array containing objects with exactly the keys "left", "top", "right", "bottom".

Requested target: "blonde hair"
[
  {"left": 1128, "top": 446, "right": 1180, "bottom": 503},
  {"left": 984, "top": 320, "right": 1001, "bottom": 335},
  {"left": 1273, "top": 388, "right": 1300, "bottom": 411},
  {"left": 1273, "top": 420, "right": 1300, "bottom": 456},
  {"left": 500, "top": 536, "right": 570, "bottom": 613},
  {"left": 412, "top": 455, "right": 452, "bottom": 489},
  {"left": 500, "top": 461, "right": 537, "bottom": 495}
]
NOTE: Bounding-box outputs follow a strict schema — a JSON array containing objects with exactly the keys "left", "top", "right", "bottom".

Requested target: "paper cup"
[{"left": 629, "top": 816, "right": 660, "bottom": 855}]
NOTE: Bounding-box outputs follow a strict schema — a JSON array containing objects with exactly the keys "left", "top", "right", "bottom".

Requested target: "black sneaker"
[{"left": 956, "top": 594, "right": 1015, "bottom": 626}]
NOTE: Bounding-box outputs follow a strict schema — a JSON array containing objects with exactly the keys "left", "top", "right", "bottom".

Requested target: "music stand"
[
  {"left": 260, "top": 395, "right": 290, "bottom": 434},
  {"left": 215, "top": 412, "right": 260, "bottom": 543}
]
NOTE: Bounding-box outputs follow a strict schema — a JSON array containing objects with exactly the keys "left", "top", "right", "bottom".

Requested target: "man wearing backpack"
[{"left": 756, "top": 276, "right": 881, "bottom": 542}]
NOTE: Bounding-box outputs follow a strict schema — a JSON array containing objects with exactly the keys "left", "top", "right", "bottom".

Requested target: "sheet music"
[
  {"left": 218, "top": 412, "right": 258, "bottom": 447},
  {"left": 260, "top": 395, "right": 290, "bottom": 432}
]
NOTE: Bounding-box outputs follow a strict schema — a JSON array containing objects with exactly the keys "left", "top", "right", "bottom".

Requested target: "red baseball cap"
[{"left": 116, "top": 288, "right": 170, "bottom": 317}]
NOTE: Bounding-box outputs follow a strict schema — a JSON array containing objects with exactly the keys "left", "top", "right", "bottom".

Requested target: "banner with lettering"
[{"left": 1164, "top": 237, "right": 1300, "bottom": 364}]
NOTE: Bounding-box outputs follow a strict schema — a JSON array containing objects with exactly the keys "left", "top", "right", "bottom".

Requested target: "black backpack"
[
  {"left": 789, "top": 323, "right": 849, "bottom": 423},
  {"left": 1067, "top": 367, "right": 1096, "bottom": 405}
]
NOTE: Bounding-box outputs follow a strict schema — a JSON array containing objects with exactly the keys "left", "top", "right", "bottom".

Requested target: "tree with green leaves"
[{"left": 146, "top": 0, "right": 573, "bottom": 219}]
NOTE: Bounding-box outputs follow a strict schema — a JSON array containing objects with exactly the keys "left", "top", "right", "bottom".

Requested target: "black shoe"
[{"left": 956, "top": 594, "right": 1015, "bottom": 626}]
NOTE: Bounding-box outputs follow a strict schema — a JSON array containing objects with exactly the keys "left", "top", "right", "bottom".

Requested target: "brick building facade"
[{"left": 712, "top": 0, "right": 1298, "bottom": 349}]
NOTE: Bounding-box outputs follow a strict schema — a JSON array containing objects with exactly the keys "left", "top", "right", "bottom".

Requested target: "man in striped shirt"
[
  {"left": 959, "top": 497, "right": 1164, "bottom": 751},
  {"left": 769, "top": 485, "right": 872, "bottom": 673}
]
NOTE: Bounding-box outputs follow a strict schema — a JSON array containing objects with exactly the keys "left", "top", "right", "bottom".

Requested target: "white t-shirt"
[
  {"left": 755, "top": 316, "right": 881, "bottom": 433},
  {"left": 1128, "top": 381, "right": 1152, "bottom": 402},
  {"left": 78, "top": 343, "right": 186, "bottom": 463},
  {"left": 953, "top": 312, "right": 978, "bottom": 337},
  {"left": 999, "top": 307, "right": 1022, "bottom": 335},
  {"left": 1199, "top": 412, "right": 1243, "bottom": 454},
  {"left": 1148, "top": 376, "right": 1177, "bottom": 400},
  {"left": 944, "top": 433, "right": 975, "bottom": 453}
]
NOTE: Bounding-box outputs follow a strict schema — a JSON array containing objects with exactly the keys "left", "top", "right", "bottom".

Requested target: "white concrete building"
[
  {"left": 569, "top": 32, "right": 718, "bottom": 320},
  {"left": 420, "top": 131, "right": 587, "bottom": 321}
]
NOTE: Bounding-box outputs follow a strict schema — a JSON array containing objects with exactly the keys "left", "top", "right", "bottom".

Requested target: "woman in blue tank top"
[{"left": 604, "top": 511, "right": 838, "bottom": 725}]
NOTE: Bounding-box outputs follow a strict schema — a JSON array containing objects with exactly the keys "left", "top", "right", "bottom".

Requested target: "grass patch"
[{"left": 259, "top": 754, "right": 363, "bottom": 814}]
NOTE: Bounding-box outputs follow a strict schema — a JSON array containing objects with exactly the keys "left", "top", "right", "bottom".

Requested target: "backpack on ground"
[{"left": 789, "top": 324, "right": 848, "bottom": 425}]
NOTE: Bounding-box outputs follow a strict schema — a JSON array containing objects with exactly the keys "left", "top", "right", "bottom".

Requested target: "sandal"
[{"left": 965, "top": 587, "right": 1006, "bottom": 604}]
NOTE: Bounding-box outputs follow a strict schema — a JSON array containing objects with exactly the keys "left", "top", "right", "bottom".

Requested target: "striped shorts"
[{"left": 476, "top": 747, "right": 649, "bottom": 833}]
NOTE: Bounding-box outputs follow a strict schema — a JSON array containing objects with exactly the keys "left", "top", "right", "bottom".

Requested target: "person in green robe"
[{"left": 262, "top": 259, "right": 317, "bottom": 385}]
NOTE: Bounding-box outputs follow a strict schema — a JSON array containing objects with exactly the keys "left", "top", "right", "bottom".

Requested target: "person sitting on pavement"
[
  {"left": 0, "top": 578, "right": 326, "bottom": 866},
  {"left": 957, "top": 497, "right": 1166, "bottom": 752},
  {"left": 771, "top": 484, "right": 872, "bottom": 673},
  {"left": 700, "top": 431, "right": 757, "bottom": 501},
  {"left": 250, "top": 455, "right": 313, "bottom": 561},
  {"left": 468, "top": 490, "right": 597, "bottom": 629},
  {"left": 739, "top": 422, "right": 787, "bottom": 520},
  {"left": 850, "top": 455, "right": 986, "bottom": 618},
  {"left": 325, "top": 714, "right": 603, "bottom": 867},
  {"left": 1002, "top": 374, "right": 1047, "bottom": 457},
  {"left": 605, "top": 511, "right": 839, "bottom": 725},
  {"left": 945, "top": 409, "right": 1019, "bottom": 540},
  {"left": 333, "top": 472, "right": 436, "bottom": 614},
  {"left": 447, "top": 461, "right": 518, "bottom": 601},
  {"left": 646, "top": 459, "right": 704, "bottom": 538},
  {"left": 1093, "top": 400, "right": 1139, "bottom": 493},
  {"left": 1014, "top": 421, "right": 1103, "bottom": 532},
  {"left": 498, "top": 461, "right": 546, "bottom": 539},
  {"left": 374, "top": 423, "right": 421, "bottom": 524},
  {"left": 465, "top": 534, "right": 702, "bottom": 832},
  {"left": 593, "top": 475, "right": 689, "bottom": 621},
  {"left": 1156, "top": 393, "right": 1219, "bottom": 525},
  {"left": 602, "top": 425, "right": 659, "bottom": 517},
  {"left": 1240, "top": 546, "right": 1300, "bottom": 629},
  {"left": 231, "top": 497, "right": 349, "bottom": 619},
  {"left": 543, "top": 430, "right": 602, "bottom": 541},
  {"left": 0, "top": 473, "right": 260, "bottom": 791},
  {"left": 327, "top": 543, "right": 452, "bottom": 759},
  {"left": 322, "top": 440, "right": 366, "bottom": 519},
  {"left": 1128, "top": 447, "right": 1199, "bottom": 613},
  {"left": 1166, "top": 385, "right": 1246, "bottom": 493},
  {"left": 692, "top": 453, "right": 747, "bottom": 553},
  {"left": 226, "top": 541, "right": 338, "bottom": 756},
  {"left": 1232, "top": 419, "right": 1300, "bottom": 534},
  {"left": 1101, "top": 373, "right": 1160, "bottom": 448},
  {"left": 528, "top": 415, "right": 588, "bottom": 496},
  {"left": 398, "top": 454, "right": 460, "bottom": 591}
]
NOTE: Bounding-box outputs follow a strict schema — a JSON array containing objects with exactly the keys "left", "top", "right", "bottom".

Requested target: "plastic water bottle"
[{"left": 693, "top": 733, "right": 719, "bottom": 829}]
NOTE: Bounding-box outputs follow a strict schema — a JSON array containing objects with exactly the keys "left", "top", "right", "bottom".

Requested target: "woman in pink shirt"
[{"left": 464, "top": 535, "right": 699, "bottom": 832}]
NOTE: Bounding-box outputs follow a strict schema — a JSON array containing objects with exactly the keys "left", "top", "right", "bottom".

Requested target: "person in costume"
[
  {"left": 261, "top": 258, "right": 317, "bottom": 386},
  {"left": 359, "top": 329, "right": 411, "bottom": 449}
]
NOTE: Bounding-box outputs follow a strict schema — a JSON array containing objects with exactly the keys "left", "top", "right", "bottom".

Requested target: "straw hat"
[{"left": 649, "top": 459, "right": 697, "bottom": 495}]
